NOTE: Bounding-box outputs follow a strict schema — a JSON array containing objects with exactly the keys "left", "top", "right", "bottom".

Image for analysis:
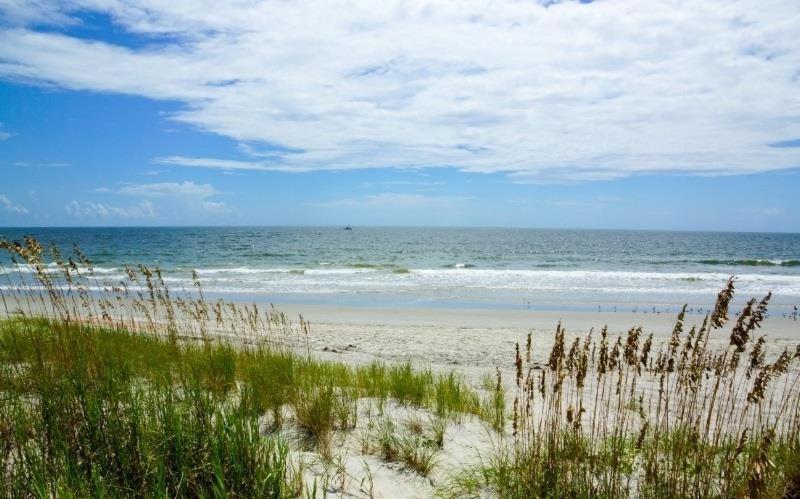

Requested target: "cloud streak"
[
  {"left": 1, "top": 1, "right": 799, "bottom": 181},
  {"left": 65, "top": 200, "right": 156, "bottom": 219},
  {"left": 156, "top": 156, "right": 281, "bottom": 172},
  {"left": 200, "top": 200, "right": 233, "bottom": 214},
  {"left": 0, "top": 194, "right": 28, "bottom": 214},
  {"left": 308, "top": 192, "right": 473, "bottom": 210},
  {"left": 96, "top": 180, "right": 219, "bottom": 198}
]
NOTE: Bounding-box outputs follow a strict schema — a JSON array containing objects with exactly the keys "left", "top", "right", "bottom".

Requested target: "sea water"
[{"left": 1, "top": 227, "right": 799, "bottom": 314}]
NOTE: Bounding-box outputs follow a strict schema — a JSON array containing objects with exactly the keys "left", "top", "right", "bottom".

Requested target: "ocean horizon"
[
  {"left": 2, "top": 226, "right": 799, "bottom": 315},
  {"left": 3, "top": 225, "right": 800, "bottom": 233}
]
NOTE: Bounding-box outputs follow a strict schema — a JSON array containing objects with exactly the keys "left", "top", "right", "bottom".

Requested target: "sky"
[{"left": 0, "top": 0, "right": 799, "bottom": 231}]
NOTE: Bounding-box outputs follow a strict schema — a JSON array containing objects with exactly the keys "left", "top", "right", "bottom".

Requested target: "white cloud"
[
  {"left": 309, "top": 192, "right": 472, "bottom": 210},
  {"left": 761, "top": 207, "right": 785, "bottom": 216},
  {"left": 96, "top": 180, "right": 219, "bottom": 198},
  {"left": 0, "top": 121, "right": 11, "bottom": 140},
  {"left": 65, "top": 200, "right": 156, "bottom": 219},
  {"left": 13, "top": 161, "right": 70, "bottom": 167},
  {"left": 359, "top": 180, "right": 445, "bottom": 188},
  {"left": 0, "top": 194, "right": 28, "bottom": 214},
  {"left": 739, "top": 206, "right": 785, "bottom": 217},
  {"left": 90, "top": 181, "right": 234, "bottom": 217},
  {"left": 0, "top": 0, "right": 75, "bottom": 26},
  {"left": 1, "top": 1, "right": 799, "bottom": 181},
  {"left": 200, "top": 200, "right": 233, "bottom": 214},
  {"left": 595, "top": 196, "right": 626, "bottom": 204},
  {"left": 544, "top": 196, "right": 627, "bottom": 207},
  {"left": 156, "top": 156, "right": 282, "bottom": 171}
]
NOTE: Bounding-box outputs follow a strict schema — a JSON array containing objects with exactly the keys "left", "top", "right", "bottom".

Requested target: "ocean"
[{"left": 1, "top": 227, "right": 799, "bottom": 314}]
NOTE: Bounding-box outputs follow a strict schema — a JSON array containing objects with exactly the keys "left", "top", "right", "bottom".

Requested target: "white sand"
[{"left": 275, "top": 302, "right": 800, "bottom": 383}]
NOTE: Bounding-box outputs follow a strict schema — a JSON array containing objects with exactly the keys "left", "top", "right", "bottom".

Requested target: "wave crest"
[{"left": 699, "top": 259, "right": 800, "bottom": 267}]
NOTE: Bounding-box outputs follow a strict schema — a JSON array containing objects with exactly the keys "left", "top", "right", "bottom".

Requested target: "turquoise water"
[{"left": 1, "top": 227, "right": 799, "bottom": 313}]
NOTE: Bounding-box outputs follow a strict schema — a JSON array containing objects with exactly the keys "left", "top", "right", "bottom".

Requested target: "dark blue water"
[{"left": 1, "top": 227, "right": 799, "bottom": 312}]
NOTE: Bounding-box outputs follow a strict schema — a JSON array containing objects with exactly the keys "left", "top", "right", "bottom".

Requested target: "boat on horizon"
[{"left": 344, "top": 226, "right": 353, "bottom": 230}]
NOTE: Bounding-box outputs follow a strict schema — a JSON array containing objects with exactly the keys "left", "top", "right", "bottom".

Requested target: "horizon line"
[{"left": 1, "top": 224, "right": 799, "bottom": 236}]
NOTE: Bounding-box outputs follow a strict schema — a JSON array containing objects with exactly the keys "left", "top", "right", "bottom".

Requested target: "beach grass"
[
  {"left": 443, "top": 282, "right": 800, "bottom": 498},
  {"left": 0, "top": 317, "right": 291, "bottom": 497},
  {"left": 0, "top": 237, "right": 486, "bottom": 495},
  {"left": 0, "top": 314, "right": 487, "bottom": 496},
  {"left": 2, "top": 236, "right": 800, "bottom": 497}
]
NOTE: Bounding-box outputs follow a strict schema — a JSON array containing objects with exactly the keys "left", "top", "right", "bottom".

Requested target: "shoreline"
[
  {"left": 262, "top": 301, "right": 800, "bottom": 384},
  {"left": 269, "top": 300, "right": 800, "bottom": 339}
]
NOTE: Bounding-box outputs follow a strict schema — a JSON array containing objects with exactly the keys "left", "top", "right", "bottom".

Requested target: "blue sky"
[{"left": 1, "top": 0, "right": 799, "bottom": 231}]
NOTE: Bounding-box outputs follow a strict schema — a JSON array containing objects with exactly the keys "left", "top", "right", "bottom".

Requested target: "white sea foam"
[
  {"left": 194, "top": 267, "right": 388, "bottom": 276},
  {"left": 4, "top": 266, "right": 800, "bottom": 312},
  {"left": 168, "top": 268, "right": 800, "bottom": 298},
  {"left": 0, "top": 263, "right": 120, "bottom": 275},
  {"left": 194, "top": 267, "right": 284, "bottom": 275}
]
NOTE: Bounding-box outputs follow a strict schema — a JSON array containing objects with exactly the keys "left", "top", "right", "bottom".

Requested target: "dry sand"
[{"left": 275, "top": 302, "right": 799, "bottom": 383}]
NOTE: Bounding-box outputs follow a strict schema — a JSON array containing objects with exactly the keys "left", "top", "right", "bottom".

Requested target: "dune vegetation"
[{"left": 1, "top": 237, "right": 799, "bottom": 497}]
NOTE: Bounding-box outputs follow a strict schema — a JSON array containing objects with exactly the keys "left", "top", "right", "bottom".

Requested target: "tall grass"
[
  {"left": 447, "top": 279, "right": 800, "bottom": 498},
  {"left": 0, "top": 318, "right": 291, "bottom": 497},
  {"left": 0, "top": 237, "right": 483, "bottom": 496}
]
